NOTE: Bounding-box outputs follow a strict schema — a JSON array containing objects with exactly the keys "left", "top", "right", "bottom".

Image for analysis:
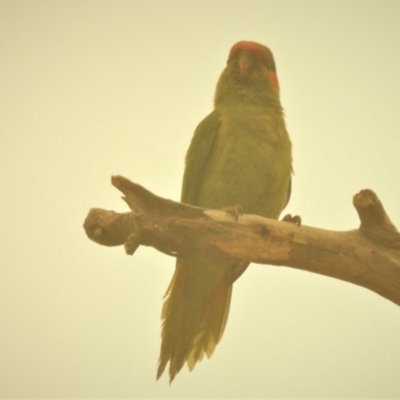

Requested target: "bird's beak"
[{"left": 238, "top": 53, "right": 251, "bottom": 76}]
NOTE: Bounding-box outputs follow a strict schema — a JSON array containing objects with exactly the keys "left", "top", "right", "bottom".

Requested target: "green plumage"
[{"left": 157, "top": 41, "right": 292, "bottom": 382}]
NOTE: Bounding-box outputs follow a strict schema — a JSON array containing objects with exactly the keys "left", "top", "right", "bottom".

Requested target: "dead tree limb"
[{"left": 84, "top": 175, "right": 400, "bottom": 307}]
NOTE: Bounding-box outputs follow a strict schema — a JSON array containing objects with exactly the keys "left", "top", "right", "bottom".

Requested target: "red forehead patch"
[{"left": 230, "top": 41, "right": 272, "bottom": 59}]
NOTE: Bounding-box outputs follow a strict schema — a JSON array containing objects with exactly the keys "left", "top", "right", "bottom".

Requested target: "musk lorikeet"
[{"left": 157, "top": 41, "right": 293, "bottom": 382}]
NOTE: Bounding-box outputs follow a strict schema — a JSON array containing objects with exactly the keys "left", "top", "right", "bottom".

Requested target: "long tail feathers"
[{"left": 157, "top": 258, "right": 237, "bottom": 383}]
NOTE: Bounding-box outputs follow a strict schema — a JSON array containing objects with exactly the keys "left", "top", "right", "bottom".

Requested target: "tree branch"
[{"left": 84, "top": 176, "right": 400, "bottom": 307}]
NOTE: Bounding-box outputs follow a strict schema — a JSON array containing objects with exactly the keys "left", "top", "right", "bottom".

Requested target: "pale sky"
[{"left": 2, "top": 0, "right": 400, "bottom": 398}]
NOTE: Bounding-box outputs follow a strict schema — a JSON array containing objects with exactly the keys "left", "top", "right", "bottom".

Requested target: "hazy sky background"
[{"left": 2, "top": 0, "right": 400, "bottom": 398}]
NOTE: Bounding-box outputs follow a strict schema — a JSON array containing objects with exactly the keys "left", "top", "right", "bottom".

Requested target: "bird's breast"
[{"left": 195, "top": 110, "right": 292, "bottom": 217}]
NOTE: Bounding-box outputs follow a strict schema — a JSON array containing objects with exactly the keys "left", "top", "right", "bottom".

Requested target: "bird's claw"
[
  {"left": 282, "top": 214, "right": 301, "bottom": 226},
  {"left": 222, "top": 204, "right": 243, "bottom": 221}
]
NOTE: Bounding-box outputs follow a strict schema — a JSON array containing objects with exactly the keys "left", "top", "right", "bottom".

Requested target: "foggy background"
[{"left": 1, "top": 0, "right": 400, "bottom": 397}]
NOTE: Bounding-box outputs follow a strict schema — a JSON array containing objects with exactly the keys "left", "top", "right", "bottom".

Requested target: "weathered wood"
[{"left": 84, "top": 175, "right": 400, "bottom": 307}]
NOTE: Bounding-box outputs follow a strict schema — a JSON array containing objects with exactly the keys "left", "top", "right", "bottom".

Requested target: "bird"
[{"left": 157, "top": 41, "right": 293, "bottom": 383}]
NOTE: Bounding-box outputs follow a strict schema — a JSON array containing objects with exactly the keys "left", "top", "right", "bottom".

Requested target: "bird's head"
[
  {"left": 227, "top": 41, "right": 279, "bottom": 90},
  {"left": 215, "top": 41, "right": 280, "bottom": 107}
]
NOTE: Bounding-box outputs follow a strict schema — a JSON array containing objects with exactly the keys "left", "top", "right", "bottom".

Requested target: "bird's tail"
[{"left": 156, "top": 257, "right": 237, "bottom": 383}]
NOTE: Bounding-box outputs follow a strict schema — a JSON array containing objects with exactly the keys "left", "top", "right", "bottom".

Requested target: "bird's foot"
[
  {"left": 282, "top": 214, "right": 302, "bottom": 226},
  {"left": 222, "top": 204, "right": 243, "bottom": 221}
]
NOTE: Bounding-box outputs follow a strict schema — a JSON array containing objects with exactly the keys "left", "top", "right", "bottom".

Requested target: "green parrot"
[{"left": 157, "top": 41, "right": 292, "bottom": 382}]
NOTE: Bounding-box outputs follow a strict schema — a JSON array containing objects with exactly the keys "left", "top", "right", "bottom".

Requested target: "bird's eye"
[
  {"left": 227, "top": 55, "right": 234, "bottom": 65},
  {"left": 265, "top": 60, "right": 275, "bottom": 71}
]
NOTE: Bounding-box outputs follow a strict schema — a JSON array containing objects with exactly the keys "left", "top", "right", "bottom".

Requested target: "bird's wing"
[{"left": 181, "top": 110, "right": 221, "bottom": 205}]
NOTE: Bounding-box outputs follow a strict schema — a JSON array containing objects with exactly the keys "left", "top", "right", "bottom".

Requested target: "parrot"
[{"left": 156, "top": 41, "right": 293, "bottom": 383}]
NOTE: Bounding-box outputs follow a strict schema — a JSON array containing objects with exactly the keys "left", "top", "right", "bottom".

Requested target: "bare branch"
[
  {"left": 84, "top": 176, "right": 400, "bottom": 307},
  {"left": 353, "top": 189, "right": 400, "bottom": 249}
]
